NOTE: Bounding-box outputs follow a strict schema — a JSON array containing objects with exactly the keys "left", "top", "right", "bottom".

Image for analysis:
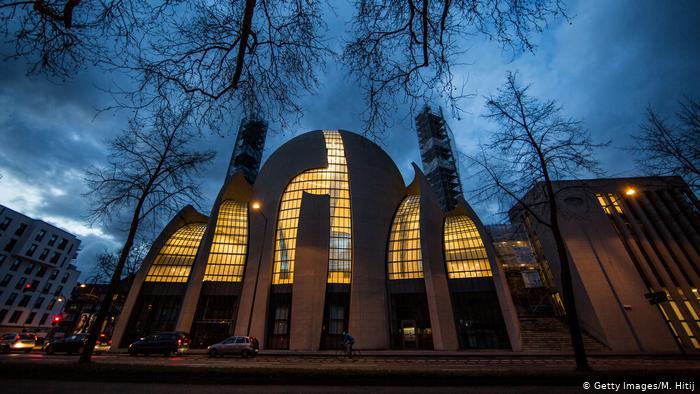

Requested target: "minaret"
[
  {"left": 226, "top": 114, "right": 268, "bottom": 183},
  {"left": 415, "top": 106, "right": 464, "bottom": 212}
]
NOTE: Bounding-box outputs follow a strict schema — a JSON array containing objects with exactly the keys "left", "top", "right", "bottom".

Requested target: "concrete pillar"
[{"left": 289, "top": 193, "right": 330, "bottom": 350}]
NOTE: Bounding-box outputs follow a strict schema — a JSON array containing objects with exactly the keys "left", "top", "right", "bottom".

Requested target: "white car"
[{"left": 207, "top": 336, "right": 259, "bottom": 358}]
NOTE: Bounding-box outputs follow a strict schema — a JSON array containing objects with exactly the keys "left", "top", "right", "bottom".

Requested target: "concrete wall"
[
  {"left": 342, "top": 131, "right": 406, "bottom": 350},
  {"left": 289, "top": 193, "right": 330, "bottom": 350},
  {"left": 111, "top": 205, "right": 208, "bottom": 349},
  {"left": 513, "top": 179, "right": 682, "bottom": 354},
  {"left": 408, "top": 164, "right": 460, "bottom": 350}
]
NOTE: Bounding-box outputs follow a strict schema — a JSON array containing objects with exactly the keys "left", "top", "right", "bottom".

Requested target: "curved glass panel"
[
  {"left": 204, "top": 200, "right": 248, "bottom": 282},
  {"left": 444, "top": 215, "right": 492, "bottom": 278},
  {"left": 272, "top": 131, "right": 352, "bottom": 285},
  {"left": 145, "top": 223, "right": 207, "bottom": 283},
  {"left": 387, "top": 195, "right": 423, "bottom": 279}
]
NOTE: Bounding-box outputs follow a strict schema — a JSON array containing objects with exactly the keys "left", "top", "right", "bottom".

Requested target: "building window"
[
  {"left": 25, "top": 312, "right": 36, "bottom": 325},
  {"left": 42, "top": 282, "right": 52, "bottom": 294},
  {"left": 4, "top": 238, "right": 17, "bottom": 252},
  {"left": 444, "top": 215, "right": 493, "bottom": 279},
  {"left": 328, "top": 305, "right": 345, "bottom": 335},
  {"left": 15, "top": 277, "right": 27, "bottom": 290},
  {"left": 48, "top": 234, "right": 58, "bottom": 246},
  {"left": 29, "top": 280, "right": 39, "bottom": 291},
  {"left": 50, "top": 252, "right": 60, "bottom": 264},
  {"left": 50, "top": 270, "right": 58, "bottom": 280},
  {"left": 204, "top": 200, "right": 248, "bottom": 282},
  {"left": 5, "top": 292, "right": 18, "bottom": 306},
  {"left": 26, "top": 244, "right": 38, "bottom": 257},
  {"left": 10, "top": 259, "right": 20, "bottom": 271},
  {"left": 272, "top": 305, "right": 290, "bottom": 335},
  {"left": 18, "top": 294, "right": 31, "bottom": 307},
  {"left": 0, "top": 217, "right": 11, "bottom": 231},
  {"left": 144, "top": 223, "right": 206, "bottom": 283},
  {"left": 24, "top": 263, "right": 35, "bottom": 275},
  {"left": 47, "top": 298, "right": 56, "bottom": 310},
  {"left": 36, "top": 265, "right": 47, "bottom": 278},
  {"left": 0, "top": 254, "right": 6, "bottom": 266},
  {"left": 387, "top": 195, "right": 423, "bottom": 279},
  {"left": 54, "top": 285, "right": 63, "bottom": 296},
  {"left": 61, "top": 272, "right": 70, "bottom": 283},
  {"left": 39, "top": 248, "right": 49, "bottom": 261},
  {"left": 35, "top": 229, "right": 46, "bottom": 242},
  {"left": 8, "top": 310, "right": 22, "bottom": 324},
  {"left": 33, "top": 296, "right": 45, "bottom": 309},
  {"left": 14, "top": 223, "right": 27, "bottom": 237},
  {"left": 0, "top": 309, "right": 7, "bottom": 323},
  {"left": 1, "top": 274, "right": 11, "bottom": 286},
  {"left": 38, "top": 313, "right": 48, "bottom": 325},
  {"left": 57, "top": 238, "right": 68, "bottom": 250},
  {"left": 595, "top": 193, "right": 623, "bottom": 215},
  {"left": 272, "top": 131, "right": 352, "bottom": 285}
]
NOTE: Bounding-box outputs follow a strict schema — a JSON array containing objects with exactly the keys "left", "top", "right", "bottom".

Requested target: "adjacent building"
[
  {"left": 510, "top": 177, "right": 700, "bottom": 354},
  {"left": 0, "top": 205, "right": 81, "bottom": 334},
  {"left": 111, "top": 129, "right": 520, "bottom": 351}
]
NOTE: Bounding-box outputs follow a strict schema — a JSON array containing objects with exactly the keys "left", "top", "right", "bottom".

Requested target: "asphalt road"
[
  {"left": 2, "top": 350, "right": 700, "bottom": 371},
  {"left": 2, "top": 380, "right": 587, "bottom": 394}
]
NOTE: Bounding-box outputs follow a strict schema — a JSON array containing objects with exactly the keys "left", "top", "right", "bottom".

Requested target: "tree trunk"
[
  {"left": 79, "top": 206, "right": 141, "bottom": 363},
  {"left": 546, "top": 182, "right": 590, "bottom": 371}
]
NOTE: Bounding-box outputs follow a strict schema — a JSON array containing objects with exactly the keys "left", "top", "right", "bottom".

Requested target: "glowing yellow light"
[
  {"left": 251, "top": 202, "right": 261, "bottom": 210},
  {"left": 625, "top": 188, "right": 636, "bottom": 196},
  {"left": 79, "top": 283, "right": 87, "bottom": 288}
]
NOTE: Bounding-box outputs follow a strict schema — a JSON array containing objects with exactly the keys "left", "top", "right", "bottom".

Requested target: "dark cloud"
[{"left": 1, "top": 0, "right": 698, "bottom": 278}]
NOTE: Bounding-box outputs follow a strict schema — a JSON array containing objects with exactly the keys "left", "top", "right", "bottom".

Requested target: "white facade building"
[{"left": 0, "top": 204, "right": 81, "bottom": 334}]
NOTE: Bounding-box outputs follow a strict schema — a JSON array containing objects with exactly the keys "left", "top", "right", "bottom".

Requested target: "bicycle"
[{"left": 335, "top": 345, "right": 360, "bottom": 361}]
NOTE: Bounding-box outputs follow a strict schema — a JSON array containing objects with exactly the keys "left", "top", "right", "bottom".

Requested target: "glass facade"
[
  {"left": 272, "top": 131, "right": 352, "bottom": 285},
  {"left": 387, "top": 195, "right": 423, "bottom": 279},
  {"left": 145, "top": 223, "right": 206, "bottom": 283},
  {"left": 204, "top": 200, "right": 248, "bottom": 282},
  {"left": 444, "top": 215, "right": 492, "bottom": 279}
]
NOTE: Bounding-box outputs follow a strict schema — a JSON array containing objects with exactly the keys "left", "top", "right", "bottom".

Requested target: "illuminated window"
[
  {"left": 387, "top": 195, "right": 423, "bottom": 280},
  {"left": 204, "top": 200, "right": 248, "bottom": 282},
  {"left": 145, "top": 223, "right": 206, "bottom": 283},
  {"left": 596, "top": 193, "right": 623, "bottom": 215},
  {"left": 272, "top": 131, "right": 352, "bottom": 285},
  {"left": 444, "top": 215, "right": 492, "bottom": 279}
]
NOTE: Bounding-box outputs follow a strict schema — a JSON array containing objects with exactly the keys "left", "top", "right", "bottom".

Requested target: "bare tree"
[
  {"left": 466, "top": 72, "right": 607, "bottom": 371},
  {"left": 115, "top": 0, "right": 330, "bottom": 132},
  {"left": 80, "top": 105, "right": 215, "bottom": 363},
  {"left": 0, "top": 1, "right": 173, "bottom": 79},
  {"left": 343, "top": 0, "right": 567, "bottom": 134},
  {"left": 632, "top": 97, "right": 700, "bottom": 193},
  {"left": 89, "top": 239, "right": 149, "bottom": 284}
]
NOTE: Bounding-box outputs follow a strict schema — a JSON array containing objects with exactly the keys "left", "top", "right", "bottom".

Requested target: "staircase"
[{"left": 519, "top": 317, "right": 611, "bottom": 354}]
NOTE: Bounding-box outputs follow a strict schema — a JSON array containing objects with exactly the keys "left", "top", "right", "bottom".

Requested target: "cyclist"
[{"left": 341, "top": 331, "right": 355, "bottom": 358}]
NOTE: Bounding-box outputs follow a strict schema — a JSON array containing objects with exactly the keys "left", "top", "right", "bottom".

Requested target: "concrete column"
[{"left": 289, "top": 193, "right": 330, "bottom": 351}]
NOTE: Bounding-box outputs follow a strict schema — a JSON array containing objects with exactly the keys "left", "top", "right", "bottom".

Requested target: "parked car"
[
  {"left": 207, "top": 336, "right": 259, "bottom": 358},
  {"left": 94, "top": 333, "right": 112, "bottom": 353},
  {"left": 44, "top": 332, "right": 114, "bottom": 355},
  {"left": 0, "top": 333, "right": 36, "bottom": 353},
  {"left": 44, "top": 333, "right": 89, "bottom": 355},
  {"left": 128, "top": 332, "right": 190, "bottom": 356}
]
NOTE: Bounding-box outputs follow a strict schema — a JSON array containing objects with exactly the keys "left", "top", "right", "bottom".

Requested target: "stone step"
[{"left": 519, "top": 317, "right": 611, "bottom": 353}]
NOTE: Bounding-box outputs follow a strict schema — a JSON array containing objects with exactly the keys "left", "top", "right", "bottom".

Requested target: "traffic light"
[{"left": 52, "top": 315, "right": 62, "bottom": 326}]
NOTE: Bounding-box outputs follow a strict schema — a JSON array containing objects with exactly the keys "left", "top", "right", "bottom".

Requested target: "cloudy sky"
[{"left": 1, "top": 0, "right": 699, "bottom": 279}]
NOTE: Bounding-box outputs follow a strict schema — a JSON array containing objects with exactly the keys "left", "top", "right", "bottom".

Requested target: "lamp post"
[{"left": 247, "top": 201, "right": 268, "bottom": 336}]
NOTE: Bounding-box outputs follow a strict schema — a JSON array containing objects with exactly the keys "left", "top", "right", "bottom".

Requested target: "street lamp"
[
  {"left": 625, "top": 187, "right": 636, "bottom": 196},
  {"left": 247, "top": 201, "right": 267, "bottom": 336}
]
